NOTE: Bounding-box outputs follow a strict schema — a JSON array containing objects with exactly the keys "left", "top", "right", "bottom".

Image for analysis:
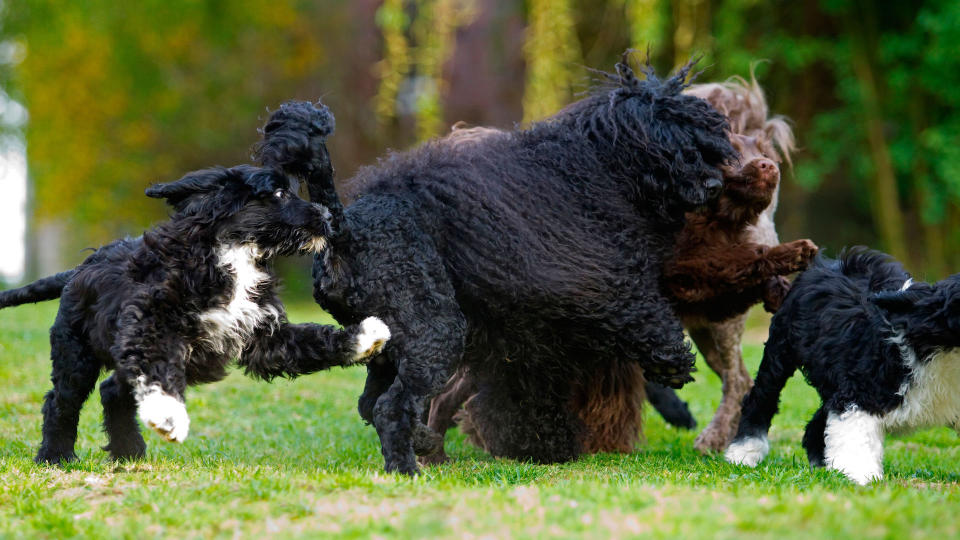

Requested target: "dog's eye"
[{"left": 273, "top": 189, "right": 288, "bottom": 200}]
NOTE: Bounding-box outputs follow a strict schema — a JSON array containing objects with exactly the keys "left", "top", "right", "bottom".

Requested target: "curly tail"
[
  {"left": 724, "top": 313, "right": 798, "bottom": 467},
  {"left": 254, "top": 100, "right": 347, "bottom": 242},
  {"left": 0, "top": 270, "right": 76, "bottom": 309}
]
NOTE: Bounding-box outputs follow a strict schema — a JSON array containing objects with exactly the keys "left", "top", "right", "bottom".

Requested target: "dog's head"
[
  {"left": 872, "top": 274, "right": 960, "bottom": 348},
  {"left": 685, "top": 75, "right": 795, "bottom": 167},
  {"left": 708, "top": 132, "right": 780, "bottom": 223},
  {"left": 146, "top": 165, "right": 331, "bottom": 258},
  {"left": 556, "top": 52, "right": 737, "bottom": 219}
]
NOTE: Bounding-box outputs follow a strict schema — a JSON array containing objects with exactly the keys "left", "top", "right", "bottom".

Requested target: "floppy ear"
[
  {"left": 871, "top": 284, "right": 932, "bottom": 313},
  {"left": 145, "top": 167, "right": 231, "bottom": 211}
]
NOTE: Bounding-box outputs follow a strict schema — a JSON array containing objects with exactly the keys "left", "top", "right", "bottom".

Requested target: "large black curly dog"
[
  {"left": 261, "top": 56, "right": 735, "bottom": 474},
  {"left": 0, "top": 120, "right": 390, "bottom": 464}
]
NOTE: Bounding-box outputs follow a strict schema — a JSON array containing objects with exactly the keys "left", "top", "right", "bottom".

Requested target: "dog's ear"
[
  {"left": 146, "top": 167, "right": 233, "bottom": 211},
  {"left": 871, "top": 283, "right": 933, "bottom": 313}
]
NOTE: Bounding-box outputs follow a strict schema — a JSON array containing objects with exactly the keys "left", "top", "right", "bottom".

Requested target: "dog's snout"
[
  {"left": 742, "top": 158, "right": 779, "bottom": 184},
  {"left": 705, "top": 178, "right": 723, "bottom": 200}
]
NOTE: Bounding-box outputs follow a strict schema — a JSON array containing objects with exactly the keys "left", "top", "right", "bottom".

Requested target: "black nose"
[{"left": 705, "top": 178, "right": 723, "bottom": 200}]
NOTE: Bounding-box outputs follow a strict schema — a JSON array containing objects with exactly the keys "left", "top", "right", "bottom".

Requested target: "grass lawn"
[{"left": 1, "top": 301, "right": 959, "bottom": 539}]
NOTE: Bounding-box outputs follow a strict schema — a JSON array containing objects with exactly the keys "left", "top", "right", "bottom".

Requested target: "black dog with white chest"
[
  {"left": 0, "top": 123, "right": 390, "bottom": 464},
  {"left": 726, "top": 247, "right": 960, "bottom": 484}
]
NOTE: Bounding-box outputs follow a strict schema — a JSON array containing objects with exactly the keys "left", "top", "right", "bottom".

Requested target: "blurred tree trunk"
[
  {"left": 909, "top": 98, "right": 947, "bottom": 279},
  {"left": 624, "top": 0, "right": 665, "bottom": 53},
  {"left": 846, "top": 9, "right": 908, "bottom": 263},
  {"left": 522, "top": 0, "right": 583, "bottom": 122},
  {"left": 672, "top": 0, "right": 710, "bottom": 67}
]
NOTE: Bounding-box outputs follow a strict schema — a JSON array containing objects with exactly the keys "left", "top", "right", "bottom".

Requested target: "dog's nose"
[
  {"left": 752, "top": 158, "right": 779, "bottom": 182},
  {"left": 705, "top": 178, "right": 723, "bottom": 200}
]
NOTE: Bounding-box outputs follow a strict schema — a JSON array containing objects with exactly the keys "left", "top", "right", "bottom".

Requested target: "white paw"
[
  {"left": 830, "top": 460, "right": 883, "bottom": 486},
  {"left": 353, "top": 317, "right": 391, "bottom": 361},
  {"left": 724, "top": 436, "right": 769, "bottom": 467},
  {"left": 137, "top": 386, "right": 190, "bottom": 443}
]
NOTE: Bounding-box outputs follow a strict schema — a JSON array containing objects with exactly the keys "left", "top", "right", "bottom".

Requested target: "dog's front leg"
[
  {"left": 114, "top": 314, "right": 191, "bottom": 444},
  {"left": 616, "top": 288, "right": 695, "bottom": 388},
  {"left": 239, "top": 317, "right": 391, "bottom": 380},
  {"left": 369, "top": 308, "right": 465, "bottom": 475},
  {"left": 823, "top": 405, "right": 885, "bottom": 485},
  {"left": 762, "top": 239, "right": 818, "bottom": 275}
]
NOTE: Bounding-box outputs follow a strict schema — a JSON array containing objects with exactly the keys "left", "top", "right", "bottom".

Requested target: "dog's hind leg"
[
  {"left": 690, "top": 316, "right": 753, "bottom": 453},
  {"left": 420, "top": 368, "right": 476, "bottom": 465},
  {"left": 466, "top": 359, "right": 583, "bottom": 464},
  {"left": 802, "top": 406, "right": 828, "bottom": 468},
  {"left": 99, "top": 374, "right": 146, "bottom": 461},
  {"left": 36, "top": 320, "right": 100, "bottom": 465}
]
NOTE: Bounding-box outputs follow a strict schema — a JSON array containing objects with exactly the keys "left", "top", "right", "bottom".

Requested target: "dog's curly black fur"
[
  {"left": 0, "top": 131, "right": 390, "bottom": 464},
  {"left": 262, "top": 56, "right": 736, "bottom": 474},
  {"left": 726, "top": 247, "right": 960, "bottom": 484}
]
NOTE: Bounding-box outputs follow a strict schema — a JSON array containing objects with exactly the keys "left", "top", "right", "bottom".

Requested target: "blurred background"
[{"left": 1, "top": 0, "right": 958, "bottom": 294}]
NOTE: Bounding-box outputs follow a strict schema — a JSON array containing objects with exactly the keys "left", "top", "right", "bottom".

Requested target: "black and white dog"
[
  {"left": 725, "top": 247, "right": 960, "bottom": 484},
  {"left": 0, "top": 154, "right": 390, "bottom": 464}
]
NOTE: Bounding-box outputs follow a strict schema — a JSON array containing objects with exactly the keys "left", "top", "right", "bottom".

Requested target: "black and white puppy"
[
  {"left": 0, "top": 164, "right": 390, "bottom": 465},
  {"left": 725, "top": 247, "right": 960, "bottom": 485}
]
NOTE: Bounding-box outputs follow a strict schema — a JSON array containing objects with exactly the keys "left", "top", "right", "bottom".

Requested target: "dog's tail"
[
  {"left": 0, "top": 270, "right": 76, "bottom": 309},
  {"left": 724, "top": 312, "right": 798, "bottom": 467},
  {"left": 254, "top": 100, "right": 347, "bottom": 241}
]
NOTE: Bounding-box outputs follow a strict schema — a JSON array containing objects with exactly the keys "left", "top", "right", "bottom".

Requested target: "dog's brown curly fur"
[{"left": 423, "top": 75, "right": 816, "bottom": 464}]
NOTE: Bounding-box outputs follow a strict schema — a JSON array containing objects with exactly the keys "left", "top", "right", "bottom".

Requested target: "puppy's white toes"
[
  {"left": 724, "top": 436, "right": 769, "bottom": 467},
  {"left": 137, "top": 388, "right": 190, "bottom": 443},
  {"left": 840, "top": 466, "right": 883, "bottom": 486},
  {"left": 353, "top": 317, "right": 391, "bottom": 361},
  {"left": 826, "top": 455, "right": 883, "bottom": 486}
]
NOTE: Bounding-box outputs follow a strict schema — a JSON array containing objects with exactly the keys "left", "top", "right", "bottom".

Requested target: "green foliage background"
[{"left": 3, "top": 0, "right": 960, "bottom": 277}]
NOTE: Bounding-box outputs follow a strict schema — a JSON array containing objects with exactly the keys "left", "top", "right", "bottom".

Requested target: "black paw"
[
  {"left": 254, "top": 101, "right": 335, "bottom": 177},
  {"left": 103, "top": 440, "right": 147, "bottom": 462},
  {"left": 385, "top": 458, "right": 421, "bottom": 476},
  {"left": 35, "top": 449, "right": 76, "bottom": 466}
]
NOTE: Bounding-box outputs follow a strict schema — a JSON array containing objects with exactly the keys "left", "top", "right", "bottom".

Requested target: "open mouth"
[{"left": 300, "top": 236, "right": 328, "bottom": 254}]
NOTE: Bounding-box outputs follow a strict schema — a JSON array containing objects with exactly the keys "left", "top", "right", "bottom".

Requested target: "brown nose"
[{"left": 743, "top": 158, "right": 779, "bottom": 184}]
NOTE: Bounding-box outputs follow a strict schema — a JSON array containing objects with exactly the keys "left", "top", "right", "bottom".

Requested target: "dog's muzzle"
[{"left": 300, "top": 236, "right": 328, "bottom": 254}]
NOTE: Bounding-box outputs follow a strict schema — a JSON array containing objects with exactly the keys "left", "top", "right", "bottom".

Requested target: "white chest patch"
[
  {"left": 882, "top": 347, "right": 960, "bottom": 433},
  {"left": 198, "top": 244, "right": 280, "bottom": 357}
]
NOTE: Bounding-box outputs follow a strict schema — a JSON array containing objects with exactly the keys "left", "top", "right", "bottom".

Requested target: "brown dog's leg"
[
  {"left": 689, "top": 316, "right": 753, "bottom": 453},
  {"left": 420, "top": 369, "right": 476, "bottom": 465},
  {"left": 763, "top": 239, "right": 818, "bottom": 275},
  {"left": 573, "top": 363, "right": 645, "bottom": 454}
]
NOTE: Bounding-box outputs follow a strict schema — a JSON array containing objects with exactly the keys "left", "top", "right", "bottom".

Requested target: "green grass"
[{"left": 2, "top": 302, "right": 959, "bottom": 539}]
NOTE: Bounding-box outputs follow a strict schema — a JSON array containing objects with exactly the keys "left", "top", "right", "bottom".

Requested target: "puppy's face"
[
  {"left": 146, "top": 165, "right": 331, "bottom": 258},
  {"left": 224, "top": 167, "right": 332, "bottom": 257},
  {"left": 721, "top": 132, "right": 780, "bottom": 209}
]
